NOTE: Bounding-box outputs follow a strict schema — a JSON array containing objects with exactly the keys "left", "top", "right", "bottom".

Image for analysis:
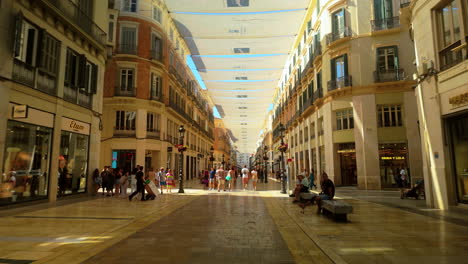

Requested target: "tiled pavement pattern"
[
  {"left": 0, "top": 180, "right": 467, "bottom": 263},
  {"left": 83, "top": 195, "right": 296, "bottom": 264}
]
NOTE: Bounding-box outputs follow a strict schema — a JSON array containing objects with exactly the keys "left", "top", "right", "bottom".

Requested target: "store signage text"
[
  {"left": 449, "top": 92, "right": 468, "bottom": 107},
  {"left": 380, "top": 156, "right": 405, "bottom": 160},
  {"left": 12, "top": 105, "right": 28, "bottom": 119},
  {"left": 62, "top": 117, "right": 90, "bottom": 135}
]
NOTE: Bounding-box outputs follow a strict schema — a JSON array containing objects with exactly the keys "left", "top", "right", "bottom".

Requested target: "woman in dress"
[
  {"left": 251, "top": 168, "right": 258, "bottom": 191},
  {"left": 165, "top": 169, "right": 175, "bottom": 193}
]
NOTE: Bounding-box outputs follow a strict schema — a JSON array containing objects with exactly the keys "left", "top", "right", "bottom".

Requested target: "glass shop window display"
[
  {"left": 58, "top": 131, "right": 89, "bottom": 195},
  {"left": 1, "top": 121, "right": 52, "bottom": 204}
]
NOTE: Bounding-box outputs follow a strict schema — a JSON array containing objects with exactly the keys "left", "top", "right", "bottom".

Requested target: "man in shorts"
[
  {"left": 216, "top": 166, "right": 225, "bottom": 192},
  {"left": 241, "top": 165, "right": 249, "bottom": 191},
  {"left": 209, "top": 167, "right": 216, "bottom": 190}
]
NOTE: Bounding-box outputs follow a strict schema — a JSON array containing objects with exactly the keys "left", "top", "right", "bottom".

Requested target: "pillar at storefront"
[
  {"left": 48, "top": 110, "right": 63, "bottom": 202},
  {"left": 87, "top": 116, "right": 101, "bottom": 193},
  {"left": 135, "top": 109, "right": 147, "bottom": 168},
  {"left": 0, "top": 82, "right": 9, "bottom": 172},
  {"left": 323, "top": 103, "right": 340, "bottom": 184},
  {"left": 404, "top": 91, "right": 423, "bottom": 185},
  {"left": 353, "top": 94, "right": 380, "bottom": 190}
]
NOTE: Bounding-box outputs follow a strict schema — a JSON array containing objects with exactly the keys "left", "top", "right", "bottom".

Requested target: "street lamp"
[
  {"left": 263, "top": 145, "right": 269, "bottom": 183},
  {"left": 278, "top": 123, "right": 287, "bottom": 194},
  {"left": 209, "top": 146, "right": 214, "bottom": 169},
  {"left": 177, "top": 125, "right": 186, "bottom": 193}
]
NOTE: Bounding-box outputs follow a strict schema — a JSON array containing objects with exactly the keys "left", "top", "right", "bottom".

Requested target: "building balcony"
[
  {"left": 12, "top": 59, "right": 57, "bottom": 96},
  {"left": 115, "top": 86, "right": 135, "bottom": 97},
  {"left": 374, "top": 69, "right": 406, "bottom": 82},
  {"left": 439, "top": 42, "right": 465, "bottom": 71},
  {"left": 326, "top": 27, "right": 352, "bottom": 46},
  {"left": 117, "top": 44, "right": 137, "bottom": 55},
  {"left": 150, "top": 90, "right": 164, "bottom": 103},
  {"left": 113, "top": 129, "right": 136, "bottom": 137},
  {"left": 312, "top": 44, "right": 322, "bottom": 61},
  {"left": 42, "top": 0, "right": 106, "bottom": 46},
  {"left": 327, "top": 76, "right": 352, "bottom": 91},
  {"left": 150, "top": 49, "right": 163, "bottom": 62},
  {"left": 313, "top": 88, "right": 323, "bottom": 101},
  {"left": 371, "top": 16, "right": 400, "bottom": 32},
  {"left": 400, "top": 0, "right": 411, "bottom": 8},
  {"left": 147, "top": 130, "right": 160, "bottom": 140},
  {"left": 63, "top": 86, "right": 93, "bottom": 109}
]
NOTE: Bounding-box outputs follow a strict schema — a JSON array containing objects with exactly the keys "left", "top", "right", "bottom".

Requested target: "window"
[
  {"left": 304, "top": 126, "right": 309, "bottom": 142},
  {"left": 150, "top": 72, "right": 162, "bottom": 99},
  {"left": 64, "top": 48, "right": 97, "bottom": 93},
  {"left": 115, "top": 111, "right": 136, "bottom": 130},
  {"left": 332, "top": 8, "right": 346, "bottom": 35},
  {"left": 234, "top": 48, "right": 250, "bottom": 53},
  {"left": 227, "top": 0, "right": 249, "bottom": 7},
  {"left": 59, "top": 131, "right": 89, "bottom": 195},
  {"left": 374, "top": 0, "right": 393, "bottom": 20},
  {"left": 299, "top": 130, "right": 303, "bottom": 144},
  {"left": 147, "top": 112, "right": 160, "bottom": 132},
  {"left": 377, "top": 46, "right": 398, "bottom": 71},
  {"left": 150, "top": 33, "right": 162, "bottom": 60},
  {"left": 108, "top": 21, "right": 114, "bottom": 42},
  {"left": 318, "top": 118, "right": 324, "bottom": 135},
  {"left": 377, "top": 105, "right": 403, "bottom": 127},
  {"left": 122, "top": 0, "right": 137, "bottom": 12},
  {"left": 119, "top": 68, "right": 134, "bottom": 92},
  {"left": 331, "top": 54, "right": 348, "bottom": 80},
  {"left": 152, "top": 6, "right": 162, "bottom": 23},
  {"left": 335, "top": 109, "right": 354, "bottom": 130},
  {"left": 120, "top": 26, "right": 137, "bottom": 54},
  {"left": 435, "top": 0, "right": 466, "bottom": 70}
]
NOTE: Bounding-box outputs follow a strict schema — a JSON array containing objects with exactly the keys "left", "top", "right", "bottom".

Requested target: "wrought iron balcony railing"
[
  {"left": 43, "top": 0, "right": 106, "bottom": 46},
  {"left": 327, "top": 76, "right": 353, "bottom": 91},
  {"left": 374, "top": 69, "right": 406, "bottom": 82},
  {"left": 115, "top": 86, "right": 135, "bottom": 97},
  {"left": 371, "top": 16, "right": 400, "bottom": 32},
  {"left": 326, "top": 26, "right": 352, "bottom": 46},
  {"left": 117, "top": 44, "right": 137, "bottom": 55}
]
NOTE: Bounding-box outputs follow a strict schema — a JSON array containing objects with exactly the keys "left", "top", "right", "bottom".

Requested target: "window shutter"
[
  {"left": 64, "top": 50, "right": 72, "bottom": 86},
  {"left": 91, "top": 64, "right": 98, "bottom": 94},
  {"left": 393, "top": 46, "right": 399, "bottom": 69},
  {"left": 36, "top": 29, "right": 46, "bottom": 68},
  {"left": 374, "top": 0, "right": 383, "bottom": 21},
  {"left": 13, "top": 12, "right": 24, "bottom": 57},
  {"left": 331, "top": 58, "right": 336, "bottom": 80},
  {"left": 344, "top": 54, "right": 349, "bottom": 77},
  {"left": 78, "top": 54, "right": 87, "bottom": 89}
]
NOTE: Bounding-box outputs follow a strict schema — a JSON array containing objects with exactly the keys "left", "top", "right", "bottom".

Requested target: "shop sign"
[
  {"left": 337, "top": 149, "right": 356, "bottom": 153},
  {"left": 61, "top": 117, "right": 90, "bottom": 135},
  {"left": 12, "top": 105, "right": 28, "bottom": 119},
  {"left": 381, "top": 156, "right": 405, "bottom": 160},
  {"left": 449, "top": 92, "right": 468, "bottom": 108}
]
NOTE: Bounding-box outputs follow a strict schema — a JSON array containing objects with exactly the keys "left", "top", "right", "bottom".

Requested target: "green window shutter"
[
  {"left": 331, "top": 58, "right": 336, "bottom": 80},
  {"left": 374, "top": 0, "right": 383, "bottom": 20},
  {"left": 13, "top": 12, "right": 24, "bottom": 57},
  {"left": 78, "top": 54, "right": 87, "bottom": 89},
  {"left": 36, "top": 29, "right": 46, "bottom": 68},
  {"left": 344, "top": 54, "right": 349, "bottom": 77},
  {"left": 64, "top": 50, "right": 72, "bottom": 86},
  {"left": 91, "top": 64, "right": 98, "bottom": 94}
]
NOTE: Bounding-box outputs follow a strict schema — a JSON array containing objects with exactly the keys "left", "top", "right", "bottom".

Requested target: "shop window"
[
  {"left": 115, "top": 111, "right": 136, "bottom": 131},
  {"left": 379, "top": 143, "right": 408, "bottom": 187},
  {"left": 335, "top": 108, "right": 354, "bottom": 130},
  {"left": 447, "top": 114, "right": 468, "bottom": 203},
  {"left": 58, "top": 131, "right": 89, "bottom": 196},
  {"left": 1, "top": 121, "right": 51, "bottom": 204},
  {"left": 377, "top": 104, "right": 403, "bottom": 127}
]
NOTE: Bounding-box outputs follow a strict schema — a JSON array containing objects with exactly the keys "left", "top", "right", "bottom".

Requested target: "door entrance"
[{"left": 338, "top": 143, "right": 357, "bottom": 185}]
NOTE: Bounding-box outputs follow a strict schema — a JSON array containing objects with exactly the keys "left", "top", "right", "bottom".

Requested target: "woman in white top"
[
  {"left": 251, "top": 169, "right": 258, "bottom": 191},
  {"left": 241, "top": 166, "right": 250, "bottom": 191}
]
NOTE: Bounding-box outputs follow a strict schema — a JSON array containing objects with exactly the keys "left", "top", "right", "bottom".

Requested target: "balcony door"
[
  {"left": 331, "top": 9, "right": 345, "bottom": 36},
  {"left": 374, "top": 0, "right": 393, "bottom": 21},
  {"left": 377, "top": 46, "right": 398, "bottom": 72}
]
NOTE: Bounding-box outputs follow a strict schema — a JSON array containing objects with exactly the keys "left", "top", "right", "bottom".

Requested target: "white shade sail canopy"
[{"left": 166, "top": 0, "right": 309, "bottom": 153}]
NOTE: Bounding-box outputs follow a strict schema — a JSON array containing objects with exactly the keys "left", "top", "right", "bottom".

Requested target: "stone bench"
[
  {"left": 320, "top": 199, "right": 353, "bottom": 221},
  {"left": 300, "top": 192, "right": 317, "bottom": 200}
]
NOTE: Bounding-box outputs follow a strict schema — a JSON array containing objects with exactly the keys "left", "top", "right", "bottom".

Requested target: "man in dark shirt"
[
  {"left": 129, "top": 166, "right": 146, "bottom": 201},
  {"left": 315, "top": 172, "right": 335, "bottom": 213}
]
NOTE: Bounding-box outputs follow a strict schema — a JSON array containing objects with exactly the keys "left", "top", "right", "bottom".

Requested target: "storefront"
[
  {"left": 111, "top": 150, "right": 136, "bottom": 172},
  {"left": 379, "top": 143, "right": 408, "bottom": 188},
  {"left": 445, "top": 111, "right": 468, "bottom": 204},
  {"left": 337, "top": 143, "right": 357, "bottom": 186},
  {"left": 1, "top": 104, "right": 53, "bottom": 205},
  {"left": 58, "top": 118, "right": 90, "bottom": 196}
]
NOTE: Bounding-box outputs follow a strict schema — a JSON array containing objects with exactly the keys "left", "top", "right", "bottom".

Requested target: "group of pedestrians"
[
  {"left": 201, "top": 165, "right": 259, "bottom": 192},
  {"left": 92, "top": 165, "right": 177, "bottom": 201}
]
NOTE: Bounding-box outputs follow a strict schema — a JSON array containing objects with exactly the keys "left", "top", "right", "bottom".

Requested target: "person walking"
[
  {"left": 166, "top": 169, "right": 175, "bottom": 193},
  {"left": 209, "top": 167, "right": 216, "bottom": 190},
  {"left": 216, "top": 166, "right": 226, "bottom": 192},
  {"left": 120, "top": 171, "right": 129, "bottom": 197},
  {"left": 251, "top": 168, "right": 258, "bottom": 191},
  {"left": 130, "top": 165, "right": 139, "bottom": 194},
  {"left": 114, "top": 168, "right": 122, "bottom": 196},
  {"left": 241, "top": 165, "right": 250, "bottom": 191},
  {"left": 100, "top": 166, "right": 110, "bottom": 195},
  {"left": 227, "top": 167, "right": 236, "bottom": 191},
  {"left": 92, "top": 168, "right": 101, "bottom": 195},
  {"left": 399, "top": 167, "right": 408, "bottom": 199},
  {"left": 308, "top": 169, "right": 317, "bottom": 190},
  {"left": 106, "top": 168, "right": 115, "bottom": 197},
  {"left": 157, "top": 167, "right": 166, "bottom": 194},
  {"left": 129, "top": 166, "right": 146, "bottom": 201}
]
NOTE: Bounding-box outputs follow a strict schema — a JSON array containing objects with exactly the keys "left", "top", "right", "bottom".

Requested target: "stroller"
[{"left": 404, "top": 180, "right": 424, "bottom": 199}]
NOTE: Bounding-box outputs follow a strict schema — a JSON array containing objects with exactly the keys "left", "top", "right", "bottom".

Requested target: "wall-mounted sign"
[
  {"left": 449, "top": 92, "right": 468, "bottom": 107},
  {"left": 381, "top": 156, "right": 405, "bottom": 160},
  {"left": 61, "top": 117, "right": 90, "bottom": 135},
  {"left": 12, "top": 105, "right": 28, "bottom": 119}
]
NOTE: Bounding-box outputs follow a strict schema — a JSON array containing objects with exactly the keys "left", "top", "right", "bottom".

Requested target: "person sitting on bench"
[
  {"left": 292, "top": 174, "right": 309, "bottom": 203},
  {"left": 315, "top": 172, "right": 335, "bottom": 213}
]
